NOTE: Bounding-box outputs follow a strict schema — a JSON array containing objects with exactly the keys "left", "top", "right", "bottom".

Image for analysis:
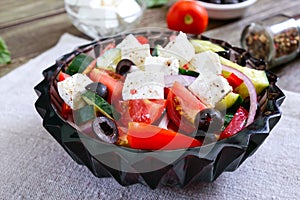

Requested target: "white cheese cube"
[
  {"left": 57, "top": 74, "right": 93, "bottom": 109},
  {"left": 78, "top": 6, "right": 119, "bottom": 29},
  {"left": 144, "top": 56, "right": 179, "bottom": 75},
  {"left": 122, "top": 71, "right": 164, "bottom": 100},
  {"left": 116, "top": 34, "right": 141, "bottom": 49},
  {"left": 116, "top": 0, "right": 142, "bottom": 23},
  {"left": 188, "top": 72, "right": 232, "bottom": 107},
  {"left": 189, "top": 51, "right": 222, "bottom": 75},
  {"left": 121, "top": 44, "right": 151, "bottom": 67},
  {"left": 160, "top": 32, "right": 195, "bottom": 67}
]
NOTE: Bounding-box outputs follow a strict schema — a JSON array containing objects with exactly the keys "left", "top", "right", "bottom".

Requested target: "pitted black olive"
[
  {"left": 85, "top": 82, "right": 108, "bottom": 100},
  {"left": 116, "top": 59, "right": 135, "bottom": 75},
  {"left": 223, "top": 0, "right": 239, "bottom": 4},
  {"left": 194, "top": 108, "right": 224, "bottom": 134},
  {"left": 92, "top": 117, "right": 118, "bottom": 143},
  {"left": 200, "top": 0, "right": 244, "bottom": 4}
]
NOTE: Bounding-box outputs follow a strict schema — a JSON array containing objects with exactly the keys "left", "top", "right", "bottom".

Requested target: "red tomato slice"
[
  {"left": 88, "top": 68, "right": 123, "bottom": 103},
  {"left": 136, "top": 36, "right": 149, "bottom": 44},
  {"left": 61, "top": 102, "right": 72, "bottom": 119},
  {"left": 127, "top": 122, "right": 202, "bottom": 150},
  {"left": 166, "top": 81, "right": 207, "bottom": 133},
  {"left": 219, "top": 107, "right": 248, "bottom": 140},
  {"left": 58, "top": 72, "right": 70, "bottom": 82},
  {"left": 167, "top": 0, "right": 208, "bottom": 34},
  {"left": 116, "top": 99, "right": 166, "bottom": 126}
]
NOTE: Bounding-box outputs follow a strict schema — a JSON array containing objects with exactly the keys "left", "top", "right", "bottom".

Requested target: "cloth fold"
[{"left": 0, "top": 33, "right": 299, "bottom": 200}]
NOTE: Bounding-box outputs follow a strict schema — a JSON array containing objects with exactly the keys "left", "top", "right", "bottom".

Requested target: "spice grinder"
[{"left": 241, "top": 14, "right": 300, "bottom": 69}]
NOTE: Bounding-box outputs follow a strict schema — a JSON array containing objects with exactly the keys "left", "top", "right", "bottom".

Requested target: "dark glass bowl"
[{"left": 34, "top": 29, "right": 285, "bottom": 189}]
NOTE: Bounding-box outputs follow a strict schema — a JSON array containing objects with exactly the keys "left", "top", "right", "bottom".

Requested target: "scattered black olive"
[
  {"left": 223, "top": 0, "right": 239, "bottom": 4},
  {"left": 199, "top": 0, "right": 247, "bottom": 4},
  {"left": 116, "top": 59, "right": 135, "bottom": 75},
  {"left": 85, "top": 82, "right": 108, "bottom": 100},
  {"left": 92, "top": 116, "right": 118, "bottom": 143},
  {"left": 203, "top": 0, "right": 222, "bottom": 3},
  {"left": 194, "top": 108, "right": 224, "bottom": 135}
]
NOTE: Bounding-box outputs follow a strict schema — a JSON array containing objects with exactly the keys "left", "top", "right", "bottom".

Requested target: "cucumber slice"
[
  {"left": 82, "top": 91, "right": 119, "bottom": 120},
  {"left": 220, "top": 57, "right": 269, "bottom": 98},
  {"left": 66, "top": 54, "right": 94, "bottom": 75},
  {"left": 178, "top": 67, "right": 199, "bottom": 77},
  {"left": 151, "top": 44, "right": 163, "bottom": 57},
  {"left": 73, "top": 105, "right": 96, "bottom": 125},
  {"left": 216, "top": 92, "right": 243, "bottom": 110},
  {"left": 97, "top": 48, "right": 121, "bottom": 71},
  {"left": 190, "top": 39, "right": 225, "bottom": 53}
]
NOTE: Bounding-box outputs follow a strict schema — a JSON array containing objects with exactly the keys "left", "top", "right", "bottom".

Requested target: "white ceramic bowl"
[{"left": 198, "top": 0, "right": 257, "bottom": 20}]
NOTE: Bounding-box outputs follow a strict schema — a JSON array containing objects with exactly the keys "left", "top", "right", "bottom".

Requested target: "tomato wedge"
[
  {"left": 127, "top": 122, "right": 202, "bottom": 150},
  {"left": 88, "top": 68, "right": 123, "bottom": 103},
  {"left": 167, "top": 81, "right": 207, "bottom": 133},
  {"left": 219, "top": 107, "right": 248, "bottom": 140},
  {"left": 58, "top": 72, "right": 70, "bottom": 82},
  {"left": 61, "top": 102, "right": 72, "bottom": 119},
  {"left": 136, "top": 35, "right": 149, "bottom": 44},
  {"left": 116, "top": 99, "right": 166, "bottom": 126}
]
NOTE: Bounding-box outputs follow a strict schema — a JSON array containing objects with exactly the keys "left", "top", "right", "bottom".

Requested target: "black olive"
[
  {"left": 209, "top": 0, "right": 222, "bottom": 3},
  {"left": 194, "top": 108, "right": 224, "bottom": 135},
  {"left": 222, "top": 0, "right": 239, "bottom": 4},
  {"left": 116, "top": 59, "right": 134, "bottom": 75},
  {"left": 85, "top": 82, "right": 108, "bottom": 99},
  {"left": 92, "top": 117, "right": 118, "bottom": 143}
]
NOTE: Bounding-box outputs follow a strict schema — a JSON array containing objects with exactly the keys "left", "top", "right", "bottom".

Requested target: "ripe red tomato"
[
  {"left": 167, "top": 0, "right": 209, "bottom": 34},
  {"left": 116, "top": 99, "right": 166, "bottom": 126},
  {"left": 166, "top": 81, "right": 207, "bottom": 133}
]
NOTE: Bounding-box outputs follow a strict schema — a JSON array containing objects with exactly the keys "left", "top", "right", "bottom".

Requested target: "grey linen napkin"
[{"left": 0, "top": 33, "right": 299, "bottom": 200}]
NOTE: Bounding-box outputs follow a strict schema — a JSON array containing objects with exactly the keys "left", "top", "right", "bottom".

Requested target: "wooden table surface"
[{"left": 1, "top": 0, "right": 300, "bottom": 92}]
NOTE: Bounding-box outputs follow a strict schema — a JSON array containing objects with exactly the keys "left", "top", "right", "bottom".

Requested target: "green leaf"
[{"left": 0, "top": 37, "right": 11, "bottom": 64}]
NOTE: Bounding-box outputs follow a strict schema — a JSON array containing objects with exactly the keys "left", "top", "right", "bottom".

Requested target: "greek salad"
[{"left": 55, "top": 32, "right": 269, "bottom": 150}]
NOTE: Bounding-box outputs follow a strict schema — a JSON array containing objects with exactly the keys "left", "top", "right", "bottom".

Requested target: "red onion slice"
[
  {"left": 164, "top": 75, "right": 196, "bottom": 88},
  {"left": 222, "top": 65, "right": 257, "bottom": 126}
]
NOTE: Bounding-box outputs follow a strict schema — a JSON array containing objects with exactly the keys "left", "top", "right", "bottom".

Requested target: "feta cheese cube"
[
  {"left": 116, "top": 0, "right": 142, "bottom": 23},
  {"left": 189, "top": 51, "right": 222, "bottom": 75},
  {"left": 57, "top": 74, "right": 93, "bottom": 109},
  {"left": 188, "top": 72, "right": 232, "bottom": 107},
  {"left": 144, "top": 56, "right": 179, "bottom": 75},
  {"left": 121, "top": 44, "right": 151, "bottom": 67},
  {"left": 78, "top": 6, "right": 119, "bottom": 29},
  {"left": 116, "top": 34, "right": 141, "bottom": 49},
  {"left": 122, "top": 71, "right": 164, "bottom": 100},
  {"left": 160, "top": 32, "right": 195, "bottom": 67}
]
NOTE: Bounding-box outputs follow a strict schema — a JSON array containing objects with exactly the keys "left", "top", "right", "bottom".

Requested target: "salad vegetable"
[{"left": 56, "top": 32, "right": 270, "bottom": 150}]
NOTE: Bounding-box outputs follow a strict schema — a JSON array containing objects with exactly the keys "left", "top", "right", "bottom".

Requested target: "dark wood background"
[{"left": 1, "top": 0, "right": 300, "bottom": 92}]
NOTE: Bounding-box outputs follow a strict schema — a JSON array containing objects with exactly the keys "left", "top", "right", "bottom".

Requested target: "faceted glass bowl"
[
  {"left": 34, "top": 28, "right": 285, "bottom": 189},
  {"left": 64, "top": 0, "right": 146, "bottom": 39}
]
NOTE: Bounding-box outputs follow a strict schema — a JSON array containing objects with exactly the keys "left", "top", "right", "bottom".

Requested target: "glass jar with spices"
[{"left": 241, "top": 14, "right": 300, "bottom": 69}]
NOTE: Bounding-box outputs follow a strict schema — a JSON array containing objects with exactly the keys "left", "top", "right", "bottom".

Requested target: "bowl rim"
[{"left": 198, "top": 0, "right": 257, "bottom": 10}]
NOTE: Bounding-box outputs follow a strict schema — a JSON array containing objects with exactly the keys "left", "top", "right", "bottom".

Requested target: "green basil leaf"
[{"left": 0, "top": 37, "right": 11, "bottom": 64}]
